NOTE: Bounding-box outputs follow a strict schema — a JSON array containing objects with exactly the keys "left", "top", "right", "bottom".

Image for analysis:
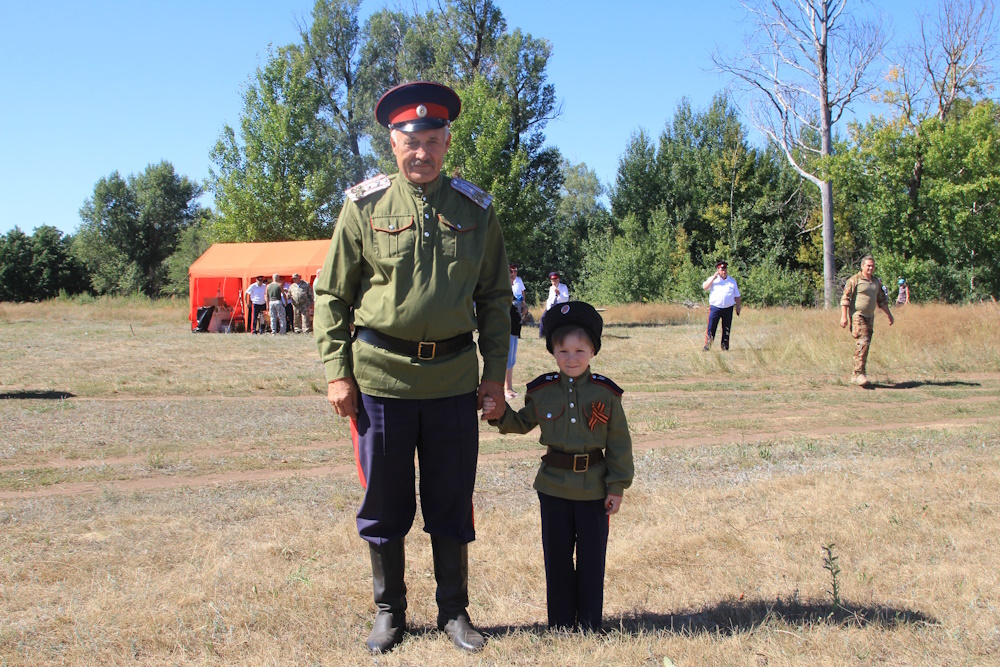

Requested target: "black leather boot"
[
  {"left": 366, "top": 540, "right": 407, "bottom": 654},
  {"left": 431, "top": 535, "right": 485, "bottom": 652}
]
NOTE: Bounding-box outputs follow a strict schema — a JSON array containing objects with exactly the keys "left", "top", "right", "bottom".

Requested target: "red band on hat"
[{"left": 388, "top": 102, "right": 450, "bottom": 126}]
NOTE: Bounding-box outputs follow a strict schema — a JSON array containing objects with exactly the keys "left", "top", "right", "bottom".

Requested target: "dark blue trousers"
[
  {"left": 538, "top": 492, "right": 609, "bottom": 631},
  {"left": 706, "top": 305, "right": 734, "bottom": 350},
  {"left": 352, "top": 392, "right": 479, "bottom": 546}
]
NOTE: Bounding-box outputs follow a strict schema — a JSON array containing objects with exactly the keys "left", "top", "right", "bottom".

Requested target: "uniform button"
[
  {"left": 388, "top": 225, "right": 395, "bottom": 230},
  {"left": 424, "top": 213, "right": 430, "bottom": 219},
  {"left": 457, "top": 224, "right": 462, "bottom": 229},
  {"left": 568, "top": 378, "right": 574, "bottom": 383},
  {"left": 571, "top": 418, "right": 577, "bottom": 423},
  {"left": 569, "top": 403, "right": 574, "bottom": 408},
  {"left": 422, "top": 196, "right": 427, "bottom": 201},
  {"left": 546, "top": 413, "right": 552, "bottom": 418},
  {"left": 568, "top": 389, "right": 573, "bottom": 393},
  {"left": 424, "top": 231, "right": 430, "bottom": 237}
]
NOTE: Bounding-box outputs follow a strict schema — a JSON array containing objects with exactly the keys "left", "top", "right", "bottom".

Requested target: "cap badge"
[
  {"left": 416, "top": 104, "right": 428, "bottom": 118},
  {"left": 560, "top": 304, "right": 570, "bottom": 314}
]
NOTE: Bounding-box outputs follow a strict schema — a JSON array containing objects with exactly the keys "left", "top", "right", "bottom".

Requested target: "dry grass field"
[{"left": 1, "top": 298, "right": 999, "bottom": 666}]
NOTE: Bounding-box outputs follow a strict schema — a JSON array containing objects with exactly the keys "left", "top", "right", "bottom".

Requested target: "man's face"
[
  {"left": 718, "top": 265, "right": 728, "bottom": 278},
  {"left": 861, "top": 259, "right": 875, "bottom": 279},
  {"left": 391, "top": 128, "right": 451, "bottom": 184}
]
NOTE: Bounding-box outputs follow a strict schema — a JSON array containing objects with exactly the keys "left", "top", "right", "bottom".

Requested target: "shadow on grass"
[
  {"left": 0, "top": 390, "right": 75, "bottom": 400},
  {"left": 870, "top": 380, "right": 981, "bottom": 390},
  {"left": 617, "top": 596, "right": 936, "bottom": 635},
  {"left": 477, "top": 596, "right": 935, "bottom": 639}
]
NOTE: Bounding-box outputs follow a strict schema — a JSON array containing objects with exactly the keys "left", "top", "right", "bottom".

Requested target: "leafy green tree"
[
  {"left": 610, "top": 129, "right": 660, "bottom": 230},
  {"left": 75, "top": 162, "right": 200, "bottom": 296},
  {"left": 210, "top": 46, "right": 344, "bottom": 242},
  {"left": 0, "top": 227, "right": 36, "bottom": 302},
  {"left": 162, "top": 210, "right": 216, "bottom": 297},
  {"left": 30, "top": 226, "right": 86, "bottom": 299}
]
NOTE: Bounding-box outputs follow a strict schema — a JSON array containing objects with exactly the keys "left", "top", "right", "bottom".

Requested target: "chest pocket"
[
  {"left": 370, "top": 216, "right": 416, "bottom": 259},
  {"left": 438, "top": 215, "right": 479, "bottom": 260},
  {"left": 534, "top": 403, "right": 565, "bottom": 440}
]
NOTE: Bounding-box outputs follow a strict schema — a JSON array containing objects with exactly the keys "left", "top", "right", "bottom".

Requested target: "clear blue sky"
[{"left": 0, "top": 0, "right": 924, "bottom": 236}]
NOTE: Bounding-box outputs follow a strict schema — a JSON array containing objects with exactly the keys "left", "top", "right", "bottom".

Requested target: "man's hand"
[
  {"left": 840, "top": 315, "right": 849, "bottom": 328},
  {"left": 478, "top": 380, "right": 505, "bottom": 421},
  {"left": 605, "top": 494, "right": 623, "bottom": 516},
  {"left": 327, "top": 377, "right": 359, "bottom": 418}
]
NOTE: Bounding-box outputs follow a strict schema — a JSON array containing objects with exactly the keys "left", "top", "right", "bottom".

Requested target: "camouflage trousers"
[
  {"left": 291, "top": 302, "right": 313, "bottom": 333},
  {"left": 851, "top": 312, "right": 874, "bottom": 375}
]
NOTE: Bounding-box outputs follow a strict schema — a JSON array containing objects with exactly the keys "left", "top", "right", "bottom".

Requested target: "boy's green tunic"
[
  {"left": 491, "top": 369, "right": 634, "bottom": 500},
  {"left": 313, "top": 173, "right": 511, "bottom": 399}
]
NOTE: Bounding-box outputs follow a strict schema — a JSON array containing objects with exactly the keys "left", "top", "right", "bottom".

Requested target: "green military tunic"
[
  {"left": 490, "top": 369, "right": 634, "bottom": 501},
  {"left": 313, "top": 172, "right": 511, "bottom": 399}
]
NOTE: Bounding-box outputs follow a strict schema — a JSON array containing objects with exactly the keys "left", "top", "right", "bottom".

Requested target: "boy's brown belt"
[
  {"left": 541, "top": 447, "right": 604, "bottom": 473},
  {"left": 356, "top": 327, "right": 473, "bottom": 360}
]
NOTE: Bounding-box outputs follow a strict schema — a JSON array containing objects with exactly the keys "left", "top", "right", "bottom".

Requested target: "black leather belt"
[
  {"left": 356, "top": 327, "right": 473, "bottom": 360},
  {"left": 541, "top": 447, "right": 605, "bottom": 473}
]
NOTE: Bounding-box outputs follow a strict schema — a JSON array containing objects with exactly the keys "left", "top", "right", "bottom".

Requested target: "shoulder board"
[
  {"left": 345, "top": 174, "right": 391, "bottom": 202},
  {"left": 526, "top": 373, "right": 560, "bottom": 393},
  {"left": 450, "top": 177, "right": 493, "bottom": 209},
  {"left": 591, "top": 374, "right": 624, "bottom": 396}
]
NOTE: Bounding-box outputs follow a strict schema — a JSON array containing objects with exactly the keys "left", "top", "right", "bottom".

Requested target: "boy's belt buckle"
[
  {"left": 572, "top": 453, "right": 589, "bottom": 473},
  {"left": 417, "top": 341, "right": 436, "bottom": 360}
]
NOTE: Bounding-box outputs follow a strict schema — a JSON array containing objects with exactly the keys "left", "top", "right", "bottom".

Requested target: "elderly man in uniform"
[
  {"left": 288, "top": 273, "right": 313, "bottom": 333},
  {"left": 840, "top": 255, "right": 894, "bottom": 387},
  {"left": 313, "top": 81, "right": 510, "bottom": 654}
]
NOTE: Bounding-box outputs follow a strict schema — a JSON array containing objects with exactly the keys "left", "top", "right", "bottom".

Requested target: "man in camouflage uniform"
[
  {"left": 288, "top": 273, "right": 313, "bottom": 333},
  {"left": 840, "top": 255, "right": 894, "bottom": 387},
  {"left": 313, "top": 81, "right": 510, "bottom": 654}
]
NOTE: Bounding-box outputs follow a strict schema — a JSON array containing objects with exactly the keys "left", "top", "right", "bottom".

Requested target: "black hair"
[{"left": 550, "top": 325, "right": 595, "bottom": 352}]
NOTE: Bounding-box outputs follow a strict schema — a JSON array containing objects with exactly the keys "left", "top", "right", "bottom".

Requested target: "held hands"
[
  {"left": 605, "top": 494, "right": 623, "bottom": 516},
  {"left": 481, "top": 395, "right": 497, "bottom": 419},
  {"left": 478, "top": 380, "right": 505, "bottom": 421}
]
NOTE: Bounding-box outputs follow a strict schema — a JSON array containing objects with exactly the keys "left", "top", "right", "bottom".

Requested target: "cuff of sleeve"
[
  {"left": 607, "top": 484, "right": 626, "bottom": 497},
  {"left": 324, "top": 358, "right": 352, "bottom": 383},
  {"left": 481, "top": 362, "right": 505, "bottom": 385}
]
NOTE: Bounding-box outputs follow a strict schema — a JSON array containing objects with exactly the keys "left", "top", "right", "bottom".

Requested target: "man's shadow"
[
  {"left": 0, "top": 390, "right": 75, "bottom": 400},
  {"left": 478, "top": 596, "right": 934, "bottom": 637}
]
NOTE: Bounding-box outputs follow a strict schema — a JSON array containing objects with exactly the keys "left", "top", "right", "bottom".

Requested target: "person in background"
[
  {"left": 896, "top": 278, "right": 911, "bottom": 306},
  {"left": 246, "top": 275, "right": 268, "bottom": 334},
  {"left": 282, "top": 276, "right": 295, "bottom": 332},
  {"left": 506, "top": 264, "right": 526, "bottom": 399},
  {"left": 540, "top": 271, "right": 569, "bottom": 337},
  {"left": 313, "top": 81, "right": 509, "bottom": 654},
  {"left": 840, "top": 255, "right": 894, "bottom": 387},
  {"left": 267, "top": 273, "right": 287, "bottom": 335},
  {"left": 702, "top": 260, "right": 741, "bottom": 351},
  {"left": 289, "top": 272, "right": 314, "bottom": 333},
  {"left": 484, "top": 301, "right": 633, "bottom": 632}
]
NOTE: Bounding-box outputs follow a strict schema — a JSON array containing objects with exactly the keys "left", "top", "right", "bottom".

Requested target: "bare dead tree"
[{"left": 713, "top": 0, "right": 887, "bottom": 307}]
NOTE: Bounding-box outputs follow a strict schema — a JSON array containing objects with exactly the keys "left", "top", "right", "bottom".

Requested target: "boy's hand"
[
  {"left": 605, "top": 494, "right": 623, "bottom": 516},
  {"left": 481, "top": 395, "right": 498, "bottom": 420}
]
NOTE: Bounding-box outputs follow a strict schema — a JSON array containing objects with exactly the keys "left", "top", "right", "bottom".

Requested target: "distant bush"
[{"left": 738, "top": 261, "right": 816, "bottom": 307}]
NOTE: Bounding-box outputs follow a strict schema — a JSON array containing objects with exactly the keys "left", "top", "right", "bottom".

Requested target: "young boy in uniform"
[{"left": 482, "top": 301, "right": 633, "bottom": 632}]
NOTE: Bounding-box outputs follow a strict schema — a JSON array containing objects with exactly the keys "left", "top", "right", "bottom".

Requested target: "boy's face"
[{"left": 553, "top": 331, "right": 595, "bottom": 379}]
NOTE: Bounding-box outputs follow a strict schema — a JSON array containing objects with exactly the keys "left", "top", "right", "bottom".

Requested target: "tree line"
[{"left": 2, "top": 0, "right": 998, "bottom": 305}]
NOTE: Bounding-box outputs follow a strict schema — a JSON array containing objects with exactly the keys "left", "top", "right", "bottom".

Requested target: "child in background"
[{"left": 482, "top": 301, "right": 633, "bottom": 632}]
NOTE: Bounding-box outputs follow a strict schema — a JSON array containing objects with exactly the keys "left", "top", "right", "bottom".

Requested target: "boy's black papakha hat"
[
  {"left": 375, "top": 81, "right": 461, "bottom": 132},
  {"left": 542, "top": 301, "right": 603, "bottom": 355}
]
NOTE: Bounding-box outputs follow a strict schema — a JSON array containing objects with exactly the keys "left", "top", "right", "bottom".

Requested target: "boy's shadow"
[{"left": 479, "top": 596, "right": 934, "bottom": 638}]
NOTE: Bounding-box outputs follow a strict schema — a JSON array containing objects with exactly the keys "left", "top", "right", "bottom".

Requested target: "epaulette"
[
  {"left": 450, "top": 177, "right": 493, "bottom": 209},
  {"left": 345, "top": 174, "right": 391, "bottom": 202},
  {"left": 590, "top": 374, "right": 624, "bottom": 396},
  {"left": 526, "top": 373, "right": 560, "bottom": 393}
]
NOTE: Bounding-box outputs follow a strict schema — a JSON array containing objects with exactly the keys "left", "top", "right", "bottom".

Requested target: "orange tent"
[{"left": 187, "top": 240, "right": 331, "bottom": 330}]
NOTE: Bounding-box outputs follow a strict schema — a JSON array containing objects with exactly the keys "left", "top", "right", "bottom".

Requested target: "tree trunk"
[{"left": 820, "top": 178, "right": 835, "bottom": 307}]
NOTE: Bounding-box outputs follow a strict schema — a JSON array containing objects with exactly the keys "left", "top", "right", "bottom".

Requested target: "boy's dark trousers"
[
  {"left": 705, "top": 305, "right": 734, "bottom": 350},
  {"left": 538, "top": 492, "right": 609, "bottom": 631}
]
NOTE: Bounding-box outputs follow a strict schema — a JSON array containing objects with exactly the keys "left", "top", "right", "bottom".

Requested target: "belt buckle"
[
  {"left": 417, "top": 341, "right": 436, "bottom": 360},
  {"left": 572, "top": 453, "right": 589, "bottom": 473}
]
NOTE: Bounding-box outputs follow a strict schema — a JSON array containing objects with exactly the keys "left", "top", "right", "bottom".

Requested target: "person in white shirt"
[
  {"left": 246, "top": 276, "right": 269, "bottom": 334},
  {"left": 506, "top": 264, "right": 527, "bottom": 399},
  {"left": 702, "top": 261, "right": 741, "bottom": 351},
  {"left": 540, "top": 271, "right": 570, "bottom": 337}
]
